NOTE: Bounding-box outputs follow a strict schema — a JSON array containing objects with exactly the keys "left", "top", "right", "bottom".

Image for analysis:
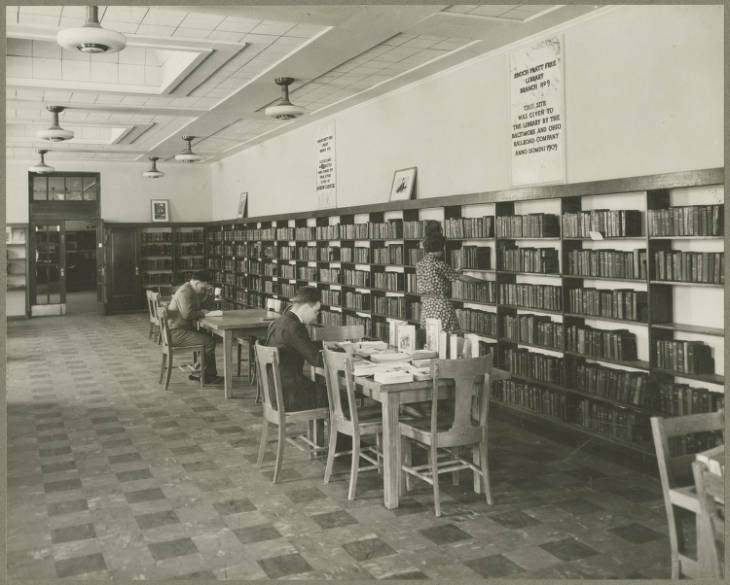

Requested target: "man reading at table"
[
  {"left": 263, "top": 286, "right": 328, "bottom": 411},
  {"left": 167, "top": 270, "right": 223, "bottom": 385}
]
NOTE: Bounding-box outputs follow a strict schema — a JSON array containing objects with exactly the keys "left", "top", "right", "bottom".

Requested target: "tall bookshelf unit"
[
  {"left": 6, "top": 223, "right": 29, "bottom": 317},
  {"left": 205, "top": 168, "right": 725, "bottom": 458}
]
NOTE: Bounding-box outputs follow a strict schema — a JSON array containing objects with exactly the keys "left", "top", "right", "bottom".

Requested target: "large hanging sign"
[
  {"left": 315, "top": 122, "right": 337, "bottom": 209},
  {"left": 510, "top": 36, "right": 565, "bottom": 186}
]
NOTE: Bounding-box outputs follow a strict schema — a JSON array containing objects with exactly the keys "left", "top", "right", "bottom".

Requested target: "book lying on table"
[
  {"left": 205, "top": 310, "right": 223, "bottom": 317},
  {"left": 370, "top": 350, "right": 412, "bottom": 363},
  {"left": 373, "top": 364, "right": 414, "bottom": 384}
]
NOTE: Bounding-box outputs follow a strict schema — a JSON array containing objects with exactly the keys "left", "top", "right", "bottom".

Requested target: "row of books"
[
  {"left": 443, "top": 216, "right": 494, "bottom": 239},
  {"left": 141, "top": 244, "right": 171, "bottom": 256},
  {"left": 298, "top": 267, "right": 318, "bottom": 281},
  {"left": 263, "top": 281, "right": 275, "bottom": 294},
  {"left": 176, "top": 258, "right": 204, "bottom": 270},
  {"left": 296, "top": 247, "right": 319, "bottom": 262},
  {"left": 502, "top": 313, "right": 563, "bottom": 349},
  {"left": 176, "top": 231, "right": 205, "bottom": 242},
  {"left": 501, "top": 347, "right": 566, "bottom": 386},
  {"left": 373, "top": 296, "right": 407, "bottom": 320},
  {"left": 316, "top": 225, "right": 340, "bottom": 240},
  {"left": 340, "top": 247, "right": 369, "bottom": 264},
  {"left": 498, "top": 246, "right": 560, "bottom": 274},
  {"left": 178, "top": 243, "right": 204, "bottom": 255},
  {"left": 319, "top": 268, "right": 340, "bottom": 284},
  {"left": 280, "top": 283, "right": 296, "bottom": 298},
  {"left": 565, "top": 325, "right": 638, "bottom": 361},
  {"left": 143, "top": 273, "right": 172, "bottom": 285},
  {"left": 372, "top": 245, "right": 404, "bottom": 265},
  {"left": 496, "top": 213, "right": 560, "bottom": 238},
  {"left": 566, "top": 288, "right": 647, "bottom": 321},
  {"left": 456, "top": 308, "right": 498, "bottom": 338},
  {"left": 569, "top": 362, "right": 649, "bottom": 407},
  {"left": 565, "top": 249, "right": 647, "bottom": 280},
  {"left": 321, "top": 289, "right": 341, "bottom": 307},
  {"left": 403, "top": 220, "right": 428, "bottom": 239},
  {"left": 346, "top": 314, "right": 373, "bottom": 337},
  {"left": 279, "top": 265, "right": 296, "bottom": 279},
  {"left": 370, "top": 221, "right": 403, "bottom": 239},
  {"left": 656, "top": 382, "right": 725, "bottom": 416},
  {"left": 223, "top": 259, "right": 235, "bottom": 271},
  {"left": 407, "top": 249, "right": 425, "bottom": 266},
  {"left": 561, "top": 209, "right": 642, "bottom": 238},
  {"left": 141, "top": 232, "right": 173, "bottom": 242},
  {"left": 410, "top": 301, "right": 422, "bottom": 323},
  {"left": 494, "top": 380, "right": 568, "bottom": 420},
  {"left": 372, "top": 271, "right": 405, "bottom": 291},
  {"left": 653, "top": 251, "right": 724, "bottom": 284},
  {"left": 451, "top": 280, "right": 496, "bottom": 304},
  {"left": 498, "top": 283, "right": 562, "bottom": 311},
  {"left": 647, "top": 204, "right": 723, "bottom": 236},
  {"left": 668, "top": 432, "right": 723, "bottom": 458},
  {"left": 405, "top": 273, "right": 418, "bottom": 293},
  {"left": 264, "top": 264, "right": 276, "bottom": 277},
  {"left": 343, "top": 269, "right": 370, "bottom": 288},
  {"left": 320, "top": 309, "right": 344, "bottom": 327},
  {"left": 142, "top": 259, "right": 172, "bottom": 270},
  {"left": 450, "top": 246, "right": 491, "bottom": 270},
  {"left": 345, "top": 291, "right": 370, "bottom": 311},
  {"left": 574, "top": 400, "right": 649, "bottom": 445},
  {"left": 655, "top": 339, "right": 715, "bottom": 374}
]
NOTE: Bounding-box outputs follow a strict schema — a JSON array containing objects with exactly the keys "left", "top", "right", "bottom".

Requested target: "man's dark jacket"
[{"left": 263, "top": 310, "right": 327, "bottom": 412}]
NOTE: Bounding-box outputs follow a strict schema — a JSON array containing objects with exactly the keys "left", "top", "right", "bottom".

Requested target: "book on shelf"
[
  {"left": 648, "top": 204, "right": 723, "bottom": 236},
  {"left": 425, "top": 318, "right": 441, "bottom": 352}
]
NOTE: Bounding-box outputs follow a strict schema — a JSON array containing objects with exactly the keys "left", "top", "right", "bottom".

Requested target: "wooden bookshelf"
[
  {"left": 6, "top": 224, "right": 28, "bottom": 316},
  {"left": 205, "top": 167, "right": 724, "bottom": 456}
]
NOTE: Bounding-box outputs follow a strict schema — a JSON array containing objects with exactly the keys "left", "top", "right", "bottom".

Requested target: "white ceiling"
[{"left": 6, "top": 4, "right": 602, "bottom": 165}]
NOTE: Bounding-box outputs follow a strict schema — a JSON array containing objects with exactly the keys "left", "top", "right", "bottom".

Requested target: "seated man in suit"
[
  {"left": 263, "top": 286, "right": 328, "bottom": 411},
  {"left": 167, "top": 269, "right": 223, "bottom": 385}
]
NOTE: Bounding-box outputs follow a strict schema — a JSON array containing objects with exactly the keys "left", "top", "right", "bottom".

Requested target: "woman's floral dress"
[{"left": 416, "top": 252, "right": 462, "bottom": 334}]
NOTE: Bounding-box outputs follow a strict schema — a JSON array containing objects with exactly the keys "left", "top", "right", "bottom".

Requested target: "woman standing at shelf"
[{"left": 416, "top": 222, "right": 481, "bottom": 334}]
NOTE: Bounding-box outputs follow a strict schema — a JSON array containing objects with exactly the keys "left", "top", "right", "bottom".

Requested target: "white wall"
[
  {"left": 209, "top": 4, "right": 723, "bottom": 219},
  {"left": 6, "top": 160, "right": 212, "bottom": 224}
]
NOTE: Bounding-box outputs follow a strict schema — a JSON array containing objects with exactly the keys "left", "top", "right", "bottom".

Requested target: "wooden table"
[{"left": 199, "top": 309, "right": 278, "bottom": 398}]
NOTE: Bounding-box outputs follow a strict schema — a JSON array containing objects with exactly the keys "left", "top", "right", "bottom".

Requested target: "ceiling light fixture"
[
  {"left": 36, "top": 106, "right": 74, "bottom": 142},
  {"left": 142, "top": 157, "right": 164, "bottom": 179},
  {"left": 29, "top": 149, "right": 55, "bottom": 174},
  {"left": 57, "top": 6, "right": 126, "bottom": 54},
  {"left": 174, "top": 136, "right": 202, "bottom": 163},
  {"left": 265, "top": 77, "right": 305, "bottom": 120}
]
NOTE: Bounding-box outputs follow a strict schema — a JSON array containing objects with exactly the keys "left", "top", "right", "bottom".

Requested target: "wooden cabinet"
[{"left": 6, "top": 224, "right": 28, "bottom": 317}]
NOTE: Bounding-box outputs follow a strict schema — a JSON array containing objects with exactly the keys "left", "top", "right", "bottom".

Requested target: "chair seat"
[{"left": 669, "top": 485, "right": 700, "bottom": 513}]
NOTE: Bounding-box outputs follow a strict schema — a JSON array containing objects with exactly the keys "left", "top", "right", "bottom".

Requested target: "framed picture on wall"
[
  {"left": 389, "top": 167, "right": 417, "bottom": 201},
  {"left": 237, "top": 192, "right": 248, "bottom": 218},
  {"left": 151, "top": 199, "right": 170, "bottom": 223}
]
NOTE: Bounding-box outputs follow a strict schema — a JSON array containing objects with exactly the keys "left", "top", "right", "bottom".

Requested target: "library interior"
[{"left": 5, "top": 4, "right": 725, "bottom": 582}]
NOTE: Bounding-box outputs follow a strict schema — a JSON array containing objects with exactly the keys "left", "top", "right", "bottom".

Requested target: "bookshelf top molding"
[{"left": 209, "top": 167, "right": 723, "bottom": 226}]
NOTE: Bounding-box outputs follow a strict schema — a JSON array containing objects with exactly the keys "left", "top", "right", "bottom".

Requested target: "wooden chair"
[
  {"left": 157, "top": 308, "right": 206, "bottom": 391},
  {"left": 254, "top": 343, "right": 329, "bottom": 484},
  {"left": 321, "top": 349, "right": 382, "bottom": 500},
  {"left": 650, "top": 412, "right": 724, "bottom": 579},
  {"left": 234, "top": 300, "right": 287, "bottom": 390},
  {"left": 399, "top": 355, "right": 494, "bottom": 517},
  {"left": 692, "top": 459, "right": 724, "bottom": 578},
  {"left": 146, "top": 290, "right": 161, "bottom": 343}
]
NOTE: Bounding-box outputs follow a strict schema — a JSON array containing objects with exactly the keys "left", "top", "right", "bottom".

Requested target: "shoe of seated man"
[{"left": 188, "top": 374, "right": 224, "bottom": 385}]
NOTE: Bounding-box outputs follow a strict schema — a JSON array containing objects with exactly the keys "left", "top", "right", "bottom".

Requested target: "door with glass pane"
[{"left": 30, "top": 223, "right": 66, "bottom": 316}]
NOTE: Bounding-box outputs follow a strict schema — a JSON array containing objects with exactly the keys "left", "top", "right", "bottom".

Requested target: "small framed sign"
[
  {"left": 151, "top": 199, "right": 169, "bottom": 223},
  {"left": 389, "top": 166, "right": 417, "bottom": 201},
  {"left": 237, "top": 192, "right": 248, "bottom": 218}
]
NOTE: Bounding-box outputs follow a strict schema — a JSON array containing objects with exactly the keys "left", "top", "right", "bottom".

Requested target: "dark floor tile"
[
  {"left": 160, "top": 432, "right": 189, "bottom": 441},
  {"left": 51, "top": 522, "right": 96, "bottom": 544},
  {"left": 48, "top": 498, "right": 88, "bottom": 517},
  {"left": 490, "top": 509, "right": 542, "bottom": 529},
  {"left": 182, "top": 461, "right": 217, "bottom": 472},
  {"left": 214, "top": 426, "right": 245, "bottom": 434},
  {"left": 148, "top": 537, "right": 198, "bottom": 561},
  {"left": 257, "top": 553, "right": 313, "bottom": 579},
  {"left": 190, "top": 405, "right": 217, "bottom": 412},
  {"left": 157, "top": 420, "right": 180, "bottom": 429},
  {"left": 392, "top": 498, "right": 429, "bottom": 516},
  {"left": 135, "top": 509, "right": 180, "bottom": 530},
  {"left": 55, "top": 553, "right": 107, "bottom": 578},
  {"left": 39, "top": 446, "right": 72, "bottom": 457},
  {"left": 116, "top": 468, "right": 152, "bottom": 482},
  {"left": 233, "top": 523, "right": 281, "bottom": 544},
  {"left": 609, "top": 523, "right": 664, "bottom": 544},
  {"left": 91, "top": 416, "right": 119, "bottom": 424},
  {"left": 465, "top": 554, "right": 524, "bottom": 578},
  {"left": 229, "top": 437, "right": 259, "bottom": 448},
  {"left": 310, "top": 510, "right": 358, "bottom": 529},
  {"left": 201, "top": 415, "right": 229, "bottom": 423},
  {"left": 285, "top": 487, "right": 327, "bottom": 504},
  {"left": 540, "top": 538, "right": 600, "bottom": 561},
  {"left": 613, "top": 486, "right": 661, "bottom": 503},
  {"left": 108, "top": 452, "right": 142, "bottom": 465},
  {"left": 342, "top": 537, "right": 396, "bottom": 562},
  {"left": 95, "top": 427, "right": 126, "bottom": 436},
  {"left": 173, "top": 570, "right": 217, "bottom": 579},
  {"left": 419, "top": 524, "right": 472, "bottom": 545},
  {"left": 36, "top": 421, "right": 64, "bottom": 431},
  {"left": 101, "top": 437, "right": 134, "bottom": 449},
  {"left": 44, "top": 478, "right": 82, "bottom": 493},
  {"left": 555, "top": 497, "right": 604, "bottom": 515},
  {"left": 145, "top": 410, "right": 168, "bottom": 418},
  {"left": 383, "top": 570, "right": 429, "bottom": 579},
  {"left": 41, "top": 460, "right": 77, "bottom": 474},
  {"left": 37, "top": 433, "right": 68, "bottom": 444},
  {"left": 565, "top": 466, "right": 608, "bottom": 481},
  {"left": 170, "top": 445, "right": 204, "bottom": 456},
  {"left": 261, "top": 467, "right": 301, "bottom": 481},
  {"left": 125, "top": 487, "right": 166, "bottom": 504},
  {"left": 213, "top": 498, "right": 256, "bottom": 515}
]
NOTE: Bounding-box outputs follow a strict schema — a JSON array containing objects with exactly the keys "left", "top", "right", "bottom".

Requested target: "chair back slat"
[
  {"left": 149, "top": 291, "right": 161, "bottom": 325},
  {"left": 692, "top": 460, "right": 725, "bottom": 578},
  {"left": 254, "top": 343, "right": 286, "bottom": 420},
  {"left": 322, "top": 349, "right": 358, "bottom": 425},
  {"left": 430, "top": 355, "right": 493, "bottom": 439},
  {"left": 157, "top": 307, "right": 172, "bottom": 349},
  {"left": 310, "top": 325, "right": 365, "bottom": 342}
]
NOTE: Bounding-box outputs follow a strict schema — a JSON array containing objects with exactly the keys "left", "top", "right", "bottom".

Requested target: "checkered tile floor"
[{"left": 7, "top": 313, "right": 673, "bottom": 580}]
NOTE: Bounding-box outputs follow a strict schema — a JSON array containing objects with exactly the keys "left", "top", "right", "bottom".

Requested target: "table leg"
[
  {"left": 223, "top": 330, "right": 233, "bottom": 399},
  {"left": 381, "top": 392, "right": 401, "bottom": 509}
]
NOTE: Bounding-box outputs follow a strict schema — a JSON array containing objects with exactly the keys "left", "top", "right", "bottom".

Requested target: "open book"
[{"left": 205, "top": 310, "right": 223, "bottom": 317}]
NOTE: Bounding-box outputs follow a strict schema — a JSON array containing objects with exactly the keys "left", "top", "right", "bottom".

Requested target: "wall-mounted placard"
[
  {"left": 315, "top": 122, "right": 337, "bottom": 209},
  {"left": 510, "top": 36, "right": 565, "bottom": 186}
]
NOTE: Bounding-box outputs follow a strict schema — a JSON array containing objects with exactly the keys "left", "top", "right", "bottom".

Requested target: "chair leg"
[
  {"left": 272, "top": 423, "right": 286, "bottom": 484},
  {"left": 348, "top": 436, "right": 360, "bottom": 501},
  {"left": 666, "top": 506, "right": 681, "bottom": 579},
  {"left": 479, "top": 439, "right": 492, "bottom": 505},
  {"left": 159, "top": 354, "right": 167, "bottom": 384},
  {"left": 431, "top": 446, "right": 441, "bottom": 517},
  {"left": 452, "top": 447, "right": 460, "bottom": 486},
  {"left": 248, "top": 338, "right": 255, "bottom": 384},
  {"left": 257, "top": 421, "right": 270, "bottom": 466},
  {"left": 198, "top": 349, "right": 206, "bottom": 390},
  {"left": 237, "top": 342, "right": 242, "bottom": 377},
  {"left": 403, "top": 437, "right": 413, "bottom": 493},
  {"left": 323, "top": 427, "right": 338, "bottom": 484},
  {"left": 164, "top": 352, "right": 173, "bottom": 391},
  {"left": 255, "top": 372, "right": 262, "bottom": 404},
  {"left": 376, "top": 432, "right": 383, "bottom": 475},
  {"left": 156, "top": 326, "right": 161, "bottom": 345},
  {"left": 148, "top": 322, "right": 153, "bottom": 339}
]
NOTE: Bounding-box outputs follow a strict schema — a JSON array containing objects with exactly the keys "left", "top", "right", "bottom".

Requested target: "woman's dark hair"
[
  {"left": 191, "top": 270, "right": 212, "bottom": 282},
  {"left": 423, "top": 233, "right": 446, "bottom": 253},
  {"left": 424, "top": 220, "right": 443, "bottom": 238}
]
